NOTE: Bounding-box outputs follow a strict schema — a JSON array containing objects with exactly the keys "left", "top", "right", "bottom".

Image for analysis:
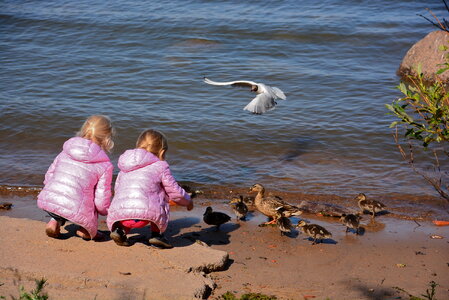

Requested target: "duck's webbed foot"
[{"left": 264, "top": 218, "right": 277, "bottom": 225}]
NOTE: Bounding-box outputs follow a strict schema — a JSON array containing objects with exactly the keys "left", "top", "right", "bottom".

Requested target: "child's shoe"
[
  {"left": 45, "top": 218, "right": 60, "bottom": 238},
  {"left": 148, "top": 232, "right": 173, "bottom": 249},
  {"left": 110, "top": 227, "right": 131, "bottom": 247}
]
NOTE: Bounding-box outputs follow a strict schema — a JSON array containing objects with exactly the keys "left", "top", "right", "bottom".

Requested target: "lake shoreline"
[{"left": 1, "top": 193, "right": 448, "bottom": 299}]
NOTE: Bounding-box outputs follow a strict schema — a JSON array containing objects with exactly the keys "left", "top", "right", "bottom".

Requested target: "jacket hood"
[
  {"left": 118, "top": 148, "right": 160, "bottom": 172},
  {"left": 63, "top": 137, "right": 110, "bottom": 163}
]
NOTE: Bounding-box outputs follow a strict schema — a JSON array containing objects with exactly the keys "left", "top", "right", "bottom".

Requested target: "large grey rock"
[{"left": 398, "top": 30, "right": 449, "bottom": 83}]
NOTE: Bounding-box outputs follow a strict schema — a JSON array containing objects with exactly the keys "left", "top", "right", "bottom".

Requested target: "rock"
[{"left": 398, "top": 30, "right": 449, "bottom": 83}]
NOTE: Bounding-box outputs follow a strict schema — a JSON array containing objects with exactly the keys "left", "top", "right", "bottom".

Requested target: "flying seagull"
[{"left": 203, "top": 77, "right": 286, "bottom": 114}]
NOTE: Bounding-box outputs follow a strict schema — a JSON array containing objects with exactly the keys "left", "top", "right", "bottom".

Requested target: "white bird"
[{"left": 203, "top": 77, "right": 286, "bottom": 114}]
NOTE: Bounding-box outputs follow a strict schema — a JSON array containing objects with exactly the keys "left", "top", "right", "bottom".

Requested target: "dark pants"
[{"left": 46, "top": 211, "right": 67, "bottom": 226}]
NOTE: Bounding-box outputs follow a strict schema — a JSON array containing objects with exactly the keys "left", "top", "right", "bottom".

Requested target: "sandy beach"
[{"left": 1, "top": 187, "right": 449, "bottom": 300}]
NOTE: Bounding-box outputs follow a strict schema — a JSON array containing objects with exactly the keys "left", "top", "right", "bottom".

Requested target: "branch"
[{"left": 394, "top": 128, "right": 449, "bottom": 201}]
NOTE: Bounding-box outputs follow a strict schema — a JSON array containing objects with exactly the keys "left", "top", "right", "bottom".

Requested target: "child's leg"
[
  {"left": 110, "top": 222, "right": 132, "bottom": 247},
  {"left": 148, "top": 222, "right": 172, "bottom": 249},
  {"left": 44, "top": 212, "right": 67, "bottom": 238},
  {"left": 45, "top": 218, "right": 60, "bottom": 238},
  {"left": 150, "top": 222, "right": 160, "bottom": 234}
]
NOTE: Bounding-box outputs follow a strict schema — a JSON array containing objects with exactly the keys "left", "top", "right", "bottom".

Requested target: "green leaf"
[
  {"left": 436, "top": 66, "right": 449, "bottom": 74},
  {"left": 398, "top": 82, "right": 408, "bottom": 95},
  {"left": 389, "top": 121, "right": 400, "bottom": 128}
]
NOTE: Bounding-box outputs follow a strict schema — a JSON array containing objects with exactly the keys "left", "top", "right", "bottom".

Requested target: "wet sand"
[{"left": 1, "top": 186, "right": 449, "bottom": 299}]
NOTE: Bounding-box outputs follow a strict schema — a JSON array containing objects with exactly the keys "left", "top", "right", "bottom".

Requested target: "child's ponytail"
[{"left": 77, "top": 115, "right": 114, "bottom": 152}]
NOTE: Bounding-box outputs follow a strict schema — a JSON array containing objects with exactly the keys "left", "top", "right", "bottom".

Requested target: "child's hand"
[{"left": 187, "top": 201, "right": 194, "bottom": 211}]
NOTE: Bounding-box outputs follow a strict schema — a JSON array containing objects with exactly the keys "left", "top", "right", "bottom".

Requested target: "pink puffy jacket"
[
  {"left": 37, "top": 137, "right": 113, "bottom": 238},
  {"left": 107, "top": 148, "right": 191, "bottom": 233}
]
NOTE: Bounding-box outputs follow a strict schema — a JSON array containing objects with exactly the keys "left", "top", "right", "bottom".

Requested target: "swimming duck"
[
  {"left": 275, "top": 207, "right": 293, "bottom": 236},
  {"left": 249, "top": 183, "right": 302, "bottom": 225},
  {"left": 203, "top": 206, "right": 231, "bottom": 231},
  {"left": 340, "top": 213, "right": 362, "bottom": 235},
  {"left": 356, "top": 193, "right": 386, "bottom": 219},
  {"left": 230, "top": 196, "right": 249, "bottom": 221},
  {"left": 297, "top": 220, "right": 332, "bottom": 245}
]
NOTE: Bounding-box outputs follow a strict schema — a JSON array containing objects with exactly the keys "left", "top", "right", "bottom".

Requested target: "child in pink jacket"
[
  {"left": 107, "top": 129, "right": 193, "bottom": 248},
  {"left": 37, "top": 115, "right": 114, "bottom": 240}
]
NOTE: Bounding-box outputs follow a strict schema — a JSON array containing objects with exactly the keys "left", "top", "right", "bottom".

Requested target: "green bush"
[
  {"left": 10, "top": 279, "right": 48, "bottom": 300},
  {"left": 386, "top": 66, "right": 449, "bottom": 148},
  {"left": 387, "top": 64, "right": 449, "bottom": 201}
]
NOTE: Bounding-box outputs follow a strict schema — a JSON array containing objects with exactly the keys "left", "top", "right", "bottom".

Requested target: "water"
[{"left": 0, "top": 0, "right": 447, "bottom": 197}]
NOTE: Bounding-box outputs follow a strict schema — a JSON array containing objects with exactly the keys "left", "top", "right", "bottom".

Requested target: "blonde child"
[
  {"left": 37, "top": 115, "right": 115, "bottom": 240},
  {"left": 107, "top": 129, "right": 193, "bottom": 248}
]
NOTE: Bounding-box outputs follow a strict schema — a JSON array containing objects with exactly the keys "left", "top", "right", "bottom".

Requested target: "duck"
[
  {"left": 297, "top": 220, "right": 332, "bottom": 245},
  {"left": 249, "top": 183, "right": 302, "bottom": 225},
  {"left": 340, "top": 213, "right": 362, "bottom": 235},
  {"left": 275, "top": 207, "right": 293, "bottom": 236},
  {"left": 355, "top": 193, "right": 386, "bottom": 219},
  {"left": 230, "top": 196, "right": 249, "bottom": 221},
  {"left": 0, "top": 202, "right": 13, "bottom": 210},
  {"left": 203, "top": 206, "right": 231, "bottom": 231}
]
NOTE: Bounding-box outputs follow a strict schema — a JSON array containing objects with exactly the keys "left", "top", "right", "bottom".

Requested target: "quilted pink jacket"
[
  {"left": 37, "top": 137, "right": 113, "bottom": 238},
  {"left": 106, "top": 148, "right": 191, "bottom": 233}
]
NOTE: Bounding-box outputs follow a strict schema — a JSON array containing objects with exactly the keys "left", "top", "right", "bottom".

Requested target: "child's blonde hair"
[
  {"left": 136, "top": 129, "right": 168, "bottom": 158},
  {"left": 77, "top": 115, "right": 114, "bottom": 152}
]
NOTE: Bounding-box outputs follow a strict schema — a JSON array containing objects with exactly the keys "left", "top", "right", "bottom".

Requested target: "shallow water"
[{"left": 0, "top": 0, "right": 447, "bottom": 197}]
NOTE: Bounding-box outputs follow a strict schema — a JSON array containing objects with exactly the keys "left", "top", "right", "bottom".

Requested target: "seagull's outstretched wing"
[
  {"left": 204, "top": 77, "right": 258, "bottom": 89},
  {"left": 243, "top": 93, "right": 277, "bottom": 114},
  {"left": 270, "top": 86, "right": 286, "bottom": 100}
]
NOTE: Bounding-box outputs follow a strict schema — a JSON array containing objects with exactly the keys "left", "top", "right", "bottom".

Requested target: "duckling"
[
  {"left": 297, "top": 220, "right": 332, "bottom": 245},
  {"left": 340, "top": 213, "right": 362, "bottom": 234},
  {"left": 203, "top": 206, "right": 231, "bottom": 231},
  {"left": 230, "top": 196, "right": 248, "bottom": 221},
  {"left": 356, "top": 193, "right": 386, "bottom": 219},
  {"left": 242, "top": 196, "right": 255, "bottom": 207},
  {"left": 0, "top": 202, "right": 13, "bottom": 210},
  {"left": 249, "top": 183, "right": 302, "bottom": 225},
  {"left": 275, "top": 207, "right": 293, "bottom": 236}
]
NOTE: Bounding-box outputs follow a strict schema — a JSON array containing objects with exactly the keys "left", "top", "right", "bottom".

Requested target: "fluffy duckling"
[
  {"left": 297, "top": 220, "right": 332, "bottom": 245},
  {"left": 275, "top": 207, "right": 293, "bottom": 236},
  {"left": 340, "top": 213, "right": 362, "bottom": 235},
  {"left": 203, "top": 206, "right": 231, "bottom": 231},
  {"left": 230, "top": 196, "right": 248, "bottom": 221},
  {"left": 356, "top": 193, "right": 386, "bottom": 219},
  {"left": 0, "top": 202, "right": 13, "bottom": 210},
  {"left": 249, "top": 183, "right": 302, "bottom": 225}
]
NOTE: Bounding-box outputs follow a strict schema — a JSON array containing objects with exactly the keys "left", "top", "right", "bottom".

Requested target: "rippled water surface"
[{"left": 0, "top": 0, "right": 446, "bottom": 197}]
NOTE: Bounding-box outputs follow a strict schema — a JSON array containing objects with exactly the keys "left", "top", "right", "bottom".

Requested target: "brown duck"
[{"left": 249, "top": 183, "right": 302, "bottom": 225}]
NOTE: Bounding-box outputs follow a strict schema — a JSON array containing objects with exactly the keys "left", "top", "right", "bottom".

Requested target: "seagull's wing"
[
  {"left": 204, "top": 77, "right": 258, "bottom": 88},
  {"left": 271, "top": 86, "right": 286, "bottom": 100},
  {"left": 243, "top": 92, "right": 276, "bottom": 114},
  {"left": 265, "top": 85, "right": 286, "bottom": 100}
]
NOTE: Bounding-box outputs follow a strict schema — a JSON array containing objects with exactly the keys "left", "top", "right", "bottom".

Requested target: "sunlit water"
[{"left": 0, "top": 0, "right": 447, "bottom": 197}]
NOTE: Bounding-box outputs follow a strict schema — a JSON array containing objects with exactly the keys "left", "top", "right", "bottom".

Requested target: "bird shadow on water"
[{"left": 279, "top": 136, "right": 319, "bottom": 162}]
